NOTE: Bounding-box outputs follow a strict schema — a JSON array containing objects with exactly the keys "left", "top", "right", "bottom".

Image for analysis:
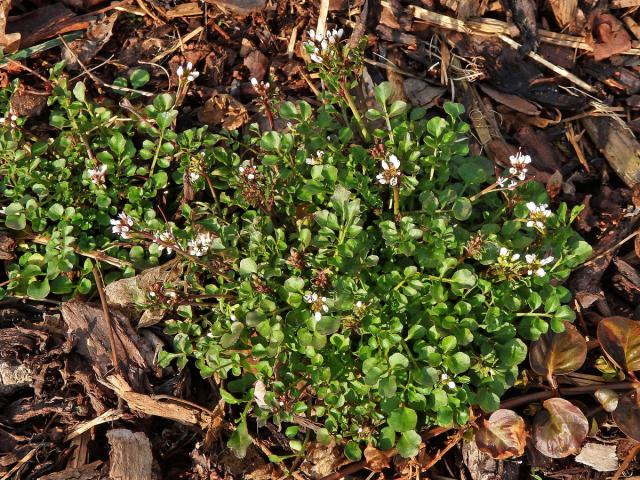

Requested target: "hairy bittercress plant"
[{"left": 0, "top": 34, "right": 591, "bottom": 460}]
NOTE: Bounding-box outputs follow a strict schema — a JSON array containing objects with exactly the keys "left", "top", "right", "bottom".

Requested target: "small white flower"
[
  {"left": 497, "top": 177, "right": 508, "bottom": 187},
  {"left": 305, "top": 292, "right": 328, "bottom": 322},
  {"left": 441, "top": 373, "right": 449, "bottom": 381},
  {"left": 239, "top": 165, "right": 257, "bottom": 181},
  {"left": 310, "top": 53, "right": 324, "bottom": 63},
  {"left": 187, "top": 62, "right": 193, "bottom": 71},
  {"left": 377, "top": 155, "right": 401, "bottom": 187},
  {"left": 176, "top": 65, "right": 184, "bottom": 78},
  {"left": 0, "top": 117, "right": 5, "bottom": 124},
  {"left": 154, "top": 230, "right": 176, "bottom": 254},
  {"left": 189, "top": 171, "right": 200, "bottom": 182},
  {"left": 110, "top": 212, "right": 134, "bottom": 239},
  {"left": 356, "top": 301, "right": 363, "bottom": 308},
  {"left": 526, "top": 202, "right": 552, "bottom": 229},
  {"left": 87, "top": 164, "right": 108, "bottom": 186},
  {"left": 511, "top": 253, "right": 521, "bottom": 261},
  {"left": 250, "top": 77, "right": 259, "bottom": 86},
  {"left": 187, "top": 231, "right": 215, "bottom": 257},
  {"left": 447, "top": 381, "right": 456, "bottom": 389},
  {"left": 525, "top": 253, "right": 537, "bottom": 264},
  {"left": 535, "top": 267, "right": 546, "bottom": 277},
  {"left": 499, "top": 247, "right": 509, "bottom": 257},
  {"left": 230, "top": 314, "right": 237, "bottom": 321},
  {"left": 10, "top": 115, "right": 17, "bottom": 122}
]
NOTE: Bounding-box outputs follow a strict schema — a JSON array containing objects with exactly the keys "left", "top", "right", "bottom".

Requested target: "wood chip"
[
  {"left": 479, "top": 84, "right": 541, "bottom": 115},
  {"left": 575, "top": 443, "right": 619, "bottom": 472},
  {"left": 107, "top": 429, "right": 153, "bottom": 480}
]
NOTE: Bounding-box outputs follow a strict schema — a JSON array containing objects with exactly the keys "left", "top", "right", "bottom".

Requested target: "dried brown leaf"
[
  {"left": 529, "top": 321, "right": 587, "bottom": 377},
  {"left": 363, "top": 444, "right": 391, "bottom": 472},
  {"left": 597, "top": 316, "right": 640, "bottom": 373},
  {"left": 475, "top": 409, "right": 527, "bottom": 459},
  {"left": 479, "top": 84, "right": 541, "bottom": 116},
  {"left": 533, "top": 398, "right": 588, "bottom": 458},
  {"left": 198, "top": 93, "right": 249, "bottom": 130}
]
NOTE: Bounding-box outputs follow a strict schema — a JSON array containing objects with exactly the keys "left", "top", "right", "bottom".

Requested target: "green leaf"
[
  {"left": 344, "top": 441, "right": 362, "bottom": 461},
  {"left": 451, "top": 269, "right": 477, "bottom": 288},
  {"left": 27, "top": 278, "right": 50, "bottom": 299},
  {"left": 153, "top": 93, "right": 175, "bottom": 112},
  {"left": 397, "top": 430, "right": 421, "bottom": 458},
  {"left": 389, "top": 100, "right": 408, "bottom": 117},
  {"left": 452, "top": 197, "right": 472, "bottom": 221},
  {"left": 227, "top": 420, "right": 252, "bottom": 458},
  {"left": 239, "top": 258, "right": 258, "bottom": 276},
  {"left": 72, "top": 82, "right": 86, "bottom": 102},
  {"left": 5, "top": 213, "right": 26, "bottom": 230},
  {"left": 379, "top": 426, "right": 396, "bottom": 451},
  {"left": 389, "top": 352, "right": 409, "bottom": 369},
  {"left": 388, "top": 407, "right": 417, "bottom": 432},
  {"left": 284, "top": 276, "right": 304, "bottom": 292},
  {"left": 497, "top": 338, "right": 528, "bottom": 367},
  {"left": 130, "top": 69, "right": 150, "bottom": 88},
  {"left": 446, "top": 352, "right": 470, "bottom": 374},
  {"left": 374, "top": 81, "right": 393, "bottom": 106}
]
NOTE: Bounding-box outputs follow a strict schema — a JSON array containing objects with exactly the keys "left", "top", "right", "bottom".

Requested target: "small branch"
[
  {"left": 28, "top": 234, "right": 133, "bottom": 269},
  {"left": 499, "top": 382, "right": 636, "bottom": 410},
  {"left": 612, "top": 441, "right": 640, "bottom": 480}
]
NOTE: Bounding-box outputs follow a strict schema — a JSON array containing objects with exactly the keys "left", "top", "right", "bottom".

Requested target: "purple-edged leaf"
[
  {"left": 597, "top": 317, "right": 640, "bottom": 373},
  {"left": 475, "top": 409, "right": 527, "bottom": 459},
  {"left": 533, "top": 398, "right": 588, "bottom": 458},
  {"left": 612, "top": 386, "right": 640, "bottom": 441},
  {"left": 529, "top": 321, "right": 587, "bottom": 376}
]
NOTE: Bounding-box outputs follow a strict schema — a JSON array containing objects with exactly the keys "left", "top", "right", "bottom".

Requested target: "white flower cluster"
[
  {"left": 376, "top": 155, "right": 401, "bottom": 186},
  {"left": 187, "top": 231, "right": 214, "bottom": 257},
  {"left": 441, "top": 373, "right": 456, "bottom": 390},
  {"left": 176, "top": 62, "right": 200, "bottom": 83},
  {"left": 110, "top": 212, "right": 134, "bottom": 239},
  {"left": 509, "top": 151, "right": 531, "bottom": 181},
  {"left": 250, "top": 77, "right": 270, "bottom": 91},
  {"left": 239, "top": 165, "right": 257, "bottom": 181},
  {"left": 305, "top": 27, "right": 344, "bottom": 64},
  {"left": 87, "top": 164, "right": 107, "bottom": 186},
  {"left": 0, "top": 114, "right": 18, "bottom": 125},
  {"left": 497, "top": 247, "right": 555, "bottom": 277},
  {"left": 305, "top": 150, "right": 325, "bottom": 166},
  {"left": 526, "top": 202, "right": 552, "bottom": 229},
  {"left": 154, "top": 230, "right": 176, "bottom": 254},
  {"left": 303, "top": 292, "right": 328, "bottom": 321},
  {"left": 525, "top": 253, "right": 555, "bottom": 277}
]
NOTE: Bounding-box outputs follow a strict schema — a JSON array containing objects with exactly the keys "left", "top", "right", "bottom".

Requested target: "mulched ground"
[{"left": 2, "top": 0, "right": 640, "bottom": 478}]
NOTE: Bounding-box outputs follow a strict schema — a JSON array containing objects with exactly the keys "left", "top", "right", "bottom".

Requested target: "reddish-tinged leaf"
[
  {"left": 597, "top": 317, "right": 640, "bottom": 373},
  {"left": 529, "top": 321, "right": 587, "bottom": 377},
  {"left": 533, "top": 398, "right": 588, "bottom": 458},
  {"left": 475, "top": 409, "right": 527, "bottom": 459},
  {"left": 612, "top": 386, "right": 640, "bottom": 441}
]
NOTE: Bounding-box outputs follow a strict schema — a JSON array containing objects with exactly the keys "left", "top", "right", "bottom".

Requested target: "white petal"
[
  {"left": 381, "top": 160, "right": 389, "bottom": 170},
  {"left": 389, "top": 155, "right": 400, "bottom": 168},
  {"left": 499, "top": 247, "right": 508, "bottom": 256},
  {"left": 536, "top": 268, "right": 546, "bottom": 277},
  {"left": 511, "top": 253, "right": 520, "bottom": 261},
  {"left": 314, "top": 311, "right": 322, "bottom": 321},
  {"left": 187, "top": 62, "right": 193, "bottom": 70}
]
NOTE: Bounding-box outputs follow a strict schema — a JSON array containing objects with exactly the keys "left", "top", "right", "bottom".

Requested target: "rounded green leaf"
[
  {"left": 27, "top": 278, "right": 50, "bottom": 300},
  {"left": 344, "top": 441, "right": 362, "bottom": 461},
  {"left": 388, "top": 407, "right": 417, "bottom": 432},
  {"left": 397, "top": 430, "right": 421, "bottom": 458},
  {"left": 239, "top": 258, "right": 258, "bottom": 276},
  {"left": 446, "top": 352, "right": 470, "bottom": 374}
]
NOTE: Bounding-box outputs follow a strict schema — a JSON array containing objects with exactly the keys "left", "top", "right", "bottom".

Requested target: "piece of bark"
[
  {"left": 204, "top": 0, "right": 266, "bottom": 15},
  {"left": 0, "top": 232, "right": 15, "bottom": 260},
  {"left": 403, "top": 79, "right": 446, "bottom": 107},
  {"left": 61, "top": 301, "right": 157, "bottom": 389},
  {"left": 103, "top": 375, "right": 214, "bottom": 429},
  {"left": 107, "top": 429, "right": 153, "bottom": 480},
  {"left": 7, "top": 4, "right": 76, "bottom": 48},
  {"left": 479, "top": 83, "right": 540, "bottom": 115},
  {"left": 547, "top": 0, "right": 578, "bottom": 31},
  {"left": 0, "top": 0, "right": 20, "bottom": 53},
  {"left": 462, "top": 440, "right": 522, "bottom": 480},
  {"left": 0, "top": 361, "right": 31, "bottom": 395},
  {"left": 575, "top": 442, "right": 618, "bottom": 471},
  {"left": 582, "top": 116, "right": 640, "bottom": 188},
  {"left": 38, "top": 461, "right": 105, "bottom": 480},
  {"left": 62, "top": 13, "right": 118, "bottom": 71}
]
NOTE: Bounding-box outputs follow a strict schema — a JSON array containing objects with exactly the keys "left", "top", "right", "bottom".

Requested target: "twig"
[
  {"left": 150, "top": 26, "right": 204, "bottom": 64},
  {"left": 612, "top": 441, "right": 640, "bottom": 480},
  {"left": 66, "top": 409, "right": 124, "bottom": 441},
  {"left": 583, "top": 228, "right": 640, "bottom": 267},
  {"left": 59, "top": 36, "right": 154, "bottom": 97},
  {"left": 316, "top": 0, "right": 330, "bottom": 37},
  {"left": 499, "top": 382, "right": 636, "bottom": 410},
  {"left": 0, "top": 448, "right": 37, "bottom": 480},
  {"left": 92, "top": 266, "right": 125, "bottom": 411},
  {"left": 498, "top": 34, "right": 596, "bottom": 93},
  {"left": 420, "top": 428, "right": 467, "bottom": 470},
  {"left": 28, "top": 234, "right": 133, "bottom": 269}
]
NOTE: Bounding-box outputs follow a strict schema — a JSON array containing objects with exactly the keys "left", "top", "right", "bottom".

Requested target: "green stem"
[
  {"left": 393, "top": 186, "right": 400, "bottom": 216},
  {"left": 341, "top": 82, "right": 370, "bottom": 143},
  {"left": 401, "top": 341, "right": 419, "bottom": 369},
  {"left": 149, "top": 129, "right": 165, "bottom": 177},
  {"left": 515, "top": 312, "right": 552, "bottom": 317}
]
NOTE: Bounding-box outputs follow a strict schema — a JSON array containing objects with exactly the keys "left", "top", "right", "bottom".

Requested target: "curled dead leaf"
[
  {"left": 594, "top": 388, "right": 619, "bottom": 413},
  {"left": 198, "top": 93, "right": 249, "bottom": 130},
  {"left": 363, "top": 444, "right": 391, "bottom": 472},
  {"left": 475, "top": 409, "right": 527, "bottom": 459},
  {"left": 533, "top": 398, "right": 588, "bottom": 458}
]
